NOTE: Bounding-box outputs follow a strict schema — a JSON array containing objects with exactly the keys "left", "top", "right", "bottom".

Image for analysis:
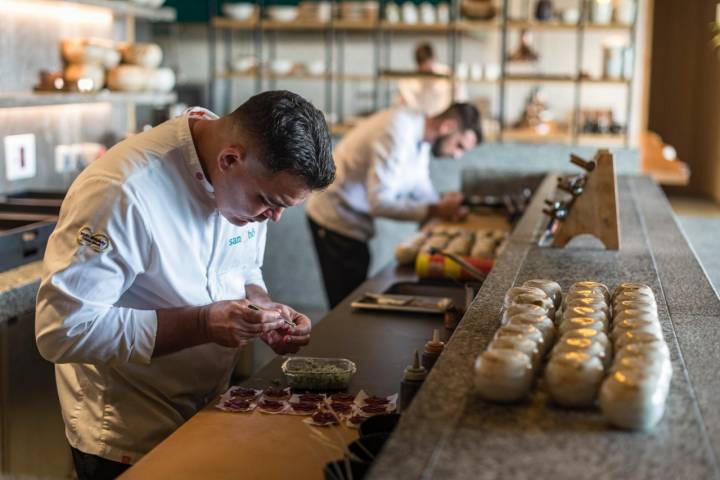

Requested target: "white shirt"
[
  {"left": 395, "top": 64, "right": 468, "bottom": 116},
  {"left": 35, "top": 108, "right": 267, "bottom": 463},
  {"left": 306, "top": 107, "right": 438, "bottom": 242}
]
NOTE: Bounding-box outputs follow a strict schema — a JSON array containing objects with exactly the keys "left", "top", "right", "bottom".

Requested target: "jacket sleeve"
[
  {"left": 366, "top": 117, "right": 434, "bottom": 222},
  {"left": 35, "top": 177, "right": 158, "bottom": 366}
]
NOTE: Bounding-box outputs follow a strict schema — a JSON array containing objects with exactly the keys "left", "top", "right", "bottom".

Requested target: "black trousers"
[
  {"left": 71, "top": 447, "right": 130, "bottom": 480},
  {"left": 308, "top": 217, "right": 370, "bottom": 308}
]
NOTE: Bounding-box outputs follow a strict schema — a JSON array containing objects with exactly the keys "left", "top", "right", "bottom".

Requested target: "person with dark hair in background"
[
  {"left": 396, "top": 42, "right": 469, "bottom": 116},
  {"left": 35, "top": 91, "right": 335, "bottom": 480},
  {"left": 306, "top": 102, "right": 482, "bottom": 308}
]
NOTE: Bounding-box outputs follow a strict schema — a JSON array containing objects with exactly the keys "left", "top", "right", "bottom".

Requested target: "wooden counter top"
[
  {"left": 123, "top": 213, "right": 511, "bottom": 479},
  {"left": 122, "top": 409, "right": 357, "bottom": 480}
]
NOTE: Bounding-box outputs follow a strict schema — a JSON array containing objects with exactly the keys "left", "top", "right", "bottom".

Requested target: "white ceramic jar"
[
  {"left": 545, "top": 352, "right": 604, "bottom": 407},
  {"left": 475, "top": 349, "right": 533, "bottom": 403},
  {"left": 488, "top": 336, "right": 541, "bottom": 372},
  {"left": 569, "top": 281, "right": 610, "bottom": 301},
  {"left": 562, "top": 306, "right": 608, "bottom": 329},
  {"left": 613, "top": 308, "right": 659, "bottom": 324},
  {"left": 611, "top": 317, "right": 663, "bottom": 342},
  {"left": 552, "top": 337, "right": 608, "bottom": 368},
  {"left": 494, "top": 324, "right": 545, "bottom": 354},
  {"left": 600, "top": 369, "right": 670, "bottom": 430},
  {"left": 564, "top": 297, "right": 609, "bottom": 317},
  {"left": 614, "top": 330, "right": 664, "bottom": 351},
  {"left": 614, "top": 298, "right": 658, "bottom": 313},
  {"left": 591, "top": 0, "right": 613, "bottom": 25},
  {"left": 523, "top": 279, "right": 562, "bottom": 309},
  {"left": 504, "top": 286, "right": 550, "bottom": 307},
  {"left": 613, "top": 290, "right": 656, "bottom": 308},
  {"left": 501, "top": 303, "right": 547, "bottom": 325},
  {"left": 559, "top": 317, "right": 606, "bottom": 336},
  {"left": 507, "top": 312, "right": 556, "bottom": 345},
  {"left": 385, "top": 1, "right": 401, "bottom": 23},
  {"left": 613, "top": 282, "right": 653, "bottom": 300}
]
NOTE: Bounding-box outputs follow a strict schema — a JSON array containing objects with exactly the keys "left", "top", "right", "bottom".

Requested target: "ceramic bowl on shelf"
[
  {"left": 63, "top": 63, "right": 105, "bottom": 92},
  {"left": 146, "top": 67, "right": 176, "bottom": 92},
  {"left": 306, "top": 60, "right": 326, "bottom": 76},
  {"left": 460, "top": 0, "right": 496, "bottom": 20},
  {"left": 270, "top": 59, "right": 295, "bottom": 76},
  {"left": 60, "top": 38, "right": 113, "bottom": 65},
  {"left": 268, "top": 6, "right": 299, "bottom": 22},
  {"left": 223, "top": 2, "right": 255, "bottom": 20},
  {"left": 107, "top": 65, "right": 147, "bottom": 92},
  {"left": 120, "top": 43, "right": 163, "bottom": 69},
  {"left": 231, "top": 55, "right": 258, "bottom": 73}
]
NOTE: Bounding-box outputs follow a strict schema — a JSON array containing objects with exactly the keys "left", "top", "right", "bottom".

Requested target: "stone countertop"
[
  {"left": 0, "top": 261, "right": 42, "bottom": 324},
  {"left": 368, "top": 175, "right": 720, "bottom": 479}
]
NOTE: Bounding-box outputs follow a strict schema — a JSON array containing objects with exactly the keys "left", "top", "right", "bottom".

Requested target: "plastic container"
[{"left": 281, "top": 357, "right": 357, "bottom": 390}]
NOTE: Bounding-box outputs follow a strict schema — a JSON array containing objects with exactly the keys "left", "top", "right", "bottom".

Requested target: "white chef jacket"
[
  {"left": 306, "top": 107, "right": 438, "bottom": 242},
  {"left": 394, "top": 64, "right": 468, "bottom": 117},
  {"left": 35, "top": 107, "right": 267, "bottom": 463}
]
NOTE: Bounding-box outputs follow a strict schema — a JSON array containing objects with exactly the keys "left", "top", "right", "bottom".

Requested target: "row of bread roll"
[
  {"left": 394, "top": 232, "right": 429, "bottom": 265},
  {"left": 475, "top": 281, "right": 558, "bottom": 403},
  {"left": 446, "top": 232, "right": 475, "bottom": 256},
  {"left": 545, "top": 281, "right": 611, "bottom": 407},
  {"left": 600, "top": 282, "right": 671, "bottom": 431}
]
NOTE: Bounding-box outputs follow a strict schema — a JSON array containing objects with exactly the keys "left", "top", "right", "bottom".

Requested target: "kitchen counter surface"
[
  {"left": 123, "top": 213, "right": 510, "bottom": 479},
  {"left": 368, "top": 174, "right": 720, "bottom": 479},
  {"left": 0, "top": 261, "right": 42, "bottom": 324}
]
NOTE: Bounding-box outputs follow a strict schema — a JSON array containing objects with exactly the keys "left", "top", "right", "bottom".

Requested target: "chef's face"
[
  {"left": 431, "top": 128, "right": 478, "bottom": 159},
  {"left": 212, "top": 146, "right": 310, "bottom": 226}
]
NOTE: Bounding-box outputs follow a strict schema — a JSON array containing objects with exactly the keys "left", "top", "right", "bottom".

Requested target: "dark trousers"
[
  {"left": 71, "top": 447, "right": 130, "bottom": 480},
  {"left": 308, "top": 217, "right": 370, "bottom": 308}
]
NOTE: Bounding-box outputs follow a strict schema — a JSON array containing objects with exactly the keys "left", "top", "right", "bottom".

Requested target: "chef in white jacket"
[
  {"left": 35, "top": 91, "right": 335, "bottom": 480},
  {"left": 306, "top": 102, "right": 482, "bottom": 307}
]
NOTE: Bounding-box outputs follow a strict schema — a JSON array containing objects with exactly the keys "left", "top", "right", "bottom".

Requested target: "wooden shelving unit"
[
  {"left": 59, "top": 0, "right": 176, "bottom": 21},
  {"left": 210, "top": 0, "right": 638, "bottom": 147},
  {"left": 0, "top": 91, "right": 177, "bottom": 109}
]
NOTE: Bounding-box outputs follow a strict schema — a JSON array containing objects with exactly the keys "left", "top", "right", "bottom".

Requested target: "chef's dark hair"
[
  {"left": 230, "top": 90, "right": 335, "bottom": 190},
  {"left": 436, "top": 103, "right": 483, "bottom": 144}
]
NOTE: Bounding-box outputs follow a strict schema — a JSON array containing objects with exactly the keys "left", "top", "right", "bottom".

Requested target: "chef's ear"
[
  {"left": 217, "top": 145, "right": 246, "bottom": 172},
  {"left": 438, "top": 118, "right": 459, "bottom": 136}
]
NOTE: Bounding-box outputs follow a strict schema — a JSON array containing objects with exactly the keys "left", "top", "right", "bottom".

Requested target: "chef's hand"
[
  {"left": 259, "top": 303, "right": 312, "bottom": 355},
  {"left": 428, "top": 192, "right": 469, "bottom": 222},
  {"left": 204, "top": 299, "right": 288, "bottom": 348}
]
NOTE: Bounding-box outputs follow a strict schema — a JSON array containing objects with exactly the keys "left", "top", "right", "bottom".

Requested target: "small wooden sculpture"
[{"left": 545, "top": 149, "right": 620, "bottom": 250}]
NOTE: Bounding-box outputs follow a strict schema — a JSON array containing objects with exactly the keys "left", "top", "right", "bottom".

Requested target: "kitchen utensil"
[
  {"left": 351, "top": 292, "right": 453, "bottom": 314},
  {"left": 247, "top": 303, "right": 295, "bottom": 328}
]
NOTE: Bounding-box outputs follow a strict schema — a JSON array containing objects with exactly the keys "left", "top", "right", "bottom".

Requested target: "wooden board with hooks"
[{"left": 551, "top": 149, "right": 621, "bottom": 250}]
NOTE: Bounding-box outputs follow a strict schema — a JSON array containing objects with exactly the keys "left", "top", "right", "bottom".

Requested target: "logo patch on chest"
[{"left": 77, "top": 226, "right": 111, "bottom": 252}]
